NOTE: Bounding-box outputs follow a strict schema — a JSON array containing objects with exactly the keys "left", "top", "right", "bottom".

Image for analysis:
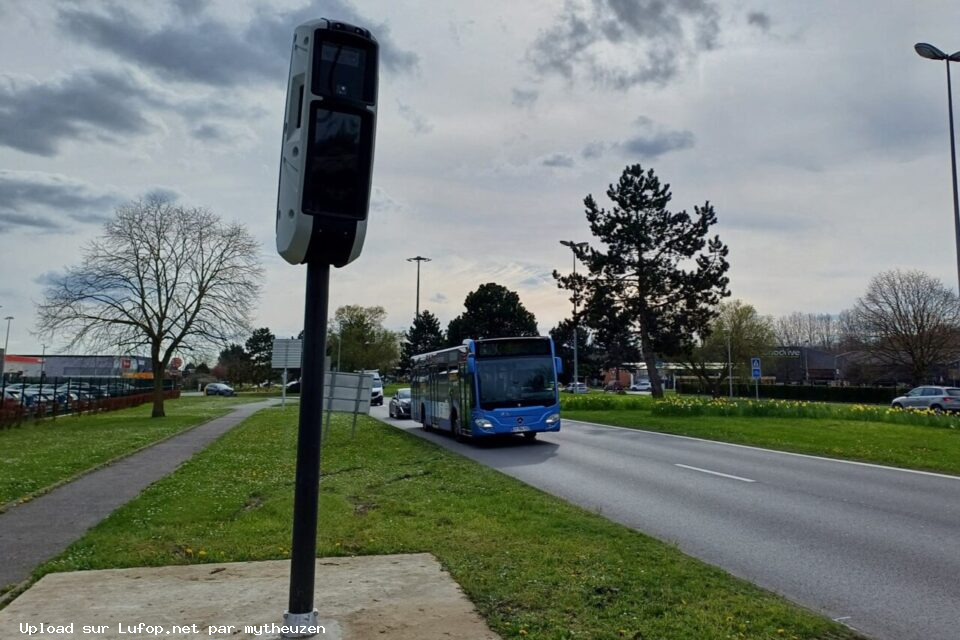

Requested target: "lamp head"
[{"left": 915, "top": 42, "right": 947, "bottom": 60}]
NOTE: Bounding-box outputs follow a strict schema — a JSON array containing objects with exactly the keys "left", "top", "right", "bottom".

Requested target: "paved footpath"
[{"left": 0, "top": 399, "right": 276, "bottom": 589}]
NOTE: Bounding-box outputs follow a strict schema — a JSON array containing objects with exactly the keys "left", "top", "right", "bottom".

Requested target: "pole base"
[{"left": 281, "top": 609, "right": 320, "bottom": 638}]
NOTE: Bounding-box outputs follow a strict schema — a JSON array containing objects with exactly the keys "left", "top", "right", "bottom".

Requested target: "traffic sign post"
[
  {"left": 272, "top": 339, "right": 303, "bottom": 408},
  {"left": 751, "top": 357, "right": 761, "bottom": 400}
]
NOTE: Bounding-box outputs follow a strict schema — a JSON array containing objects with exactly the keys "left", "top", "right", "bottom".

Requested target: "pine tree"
[
  {"left": 245, "top": 327, "right": 275, "bottom": 384},
  {"left": 554, "top": 164, "right": 730, "bottom": 397},
  {"left": 400, "top": 310, "right": 446, "bottom": 373},
  {"left": 446, "top": 283, "right": 539, "bottom": 346},
  {"left": 549, "top": 317, "right": 597, "bottom": 384}
]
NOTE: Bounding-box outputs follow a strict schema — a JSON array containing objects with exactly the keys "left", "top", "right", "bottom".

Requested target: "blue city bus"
[{"left": 410, "top": 336, "right": 562, "bottom": 440}]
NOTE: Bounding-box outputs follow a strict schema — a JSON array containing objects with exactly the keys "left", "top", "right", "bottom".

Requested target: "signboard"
[
  {"left": 271, "top": 339, "right": 303, "bottom": 369},
  {"left": 751, "top": 357, "right": 762, "bottom": 380},
  {"left": 322, "top": 372, "right": 373, "bottom": 413}
]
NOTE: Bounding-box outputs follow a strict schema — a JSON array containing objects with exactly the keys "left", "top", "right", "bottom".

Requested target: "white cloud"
[{"left": 2, "top": 0, "right": 960, "bottom": 356}]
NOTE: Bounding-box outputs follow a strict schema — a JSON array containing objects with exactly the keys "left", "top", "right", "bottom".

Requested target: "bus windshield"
[{"left": 476, "top": 356, "right": 557, "bottom": 409}]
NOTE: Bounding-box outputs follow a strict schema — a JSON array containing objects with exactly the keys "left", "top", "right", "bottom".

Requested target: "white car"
[
  {"left": 629, "top": 381, "right": 652, "bottom": 392},
  {"left": 355, "top": 369, "right": 384, "bottom": 405},
  {"left": 370, "top": 374, "right": 383, "bottom": 406}
]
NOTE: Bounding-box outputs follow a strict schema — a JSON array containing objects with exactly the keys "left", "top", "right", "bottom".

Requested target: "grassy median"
[
  {"left": 562, "top": 395, "right": 960, "bottom": 476},
  {"left": 37, "top": 407, "right": 862, "bottom": 640},
  {"left": 0, "top": 396, "right": 262, "bottom": 506}
]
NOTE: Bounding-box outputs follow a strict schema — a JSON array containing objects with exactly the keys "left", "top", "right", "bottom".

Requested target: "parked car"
[
  {"left": 2, "top": 389, "right": 20, "bottom": 409},
  {"left": 389, "top": 388, "right": 412, "bottom": 419},
  {"left": 284, "top": 379, "right": 301, "bottom": 394},
  {"left": 563, "top": 382, "right": 588, "bottom": 393},
  {"left": 630, "top": 380, "right": 652, "bottom": 392},
  {"left": 205, "top": 382, "right": 235, "bottom": 397},
  {"left": 603, "top": 381, "right": 625, "bottom": 392},
  {"left": 890, "top": 386, "right": 960, "bottom": 412}
]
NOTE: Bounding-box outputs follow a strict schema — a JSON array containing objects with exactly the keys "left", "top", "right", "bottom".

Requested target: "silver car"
[{"left": 891, "top": 386, "right": 960, "bottom": 412}]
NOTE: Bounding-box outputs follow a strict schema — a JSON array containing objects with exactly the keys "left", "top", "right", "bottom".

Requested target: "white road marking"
[
  {"left": 674, "top": 463, "right": 756, "bottom": 483},
  {"left": 567, "top": 418, "right": 960, "bottom": 481}
]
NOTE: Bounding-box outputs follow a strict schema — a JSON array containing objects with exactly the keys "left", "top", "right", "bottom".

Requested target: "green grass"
[
  {"left": 383, "top": 382, "right": 405, "bottom": 397},
  {"left": 36, "top": 408, "right": 861, "bottom": 640},
  {"left": 0, "top": 396, "right": 262, "bottom": 506},
  {"left": 563, "top": 393, "right": 960, "bottom": 427},
  {"left": 562, "top": 396, "right": 960, "bottom": 476}
]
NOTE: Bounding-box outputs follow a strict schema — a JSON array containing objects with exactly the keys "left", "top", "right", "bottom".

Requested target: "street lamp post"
[
  {"left": 560, "top": 240, "right": 589, "bottom": 392},
  {"left": 406, "top": 256, "right": 432, "bottom": 318},
  {"left": 727, "top": 333, "right": 733, "bottom": 398},
  {"left": 40, "top": 344, "right": 46, "bottom": 381},
  {"left": 336, "top": 321, "right": 343, "bottom": 372},
  {"left": 1, "top": 316, "right": 12, "bottom": 385},
  {"left": 916, "top": 42, "right": 960, "bottom": 294}
]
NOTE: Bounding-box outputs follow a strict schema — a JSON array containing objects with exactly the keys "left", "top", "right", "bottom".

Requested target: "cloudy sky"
[{"left": 1, "top": 0, "right": 959, "bottom": 356}]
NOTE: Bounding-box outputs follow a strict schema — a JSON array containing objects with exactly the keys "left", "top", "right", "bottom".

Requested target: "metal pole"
[
  {"left": 1, "top": 316, "right": 12, "bottom": 385},
  {"left": 572, "top": 252, "right": 580, "bottom": 392},
  {"left": 336, "top": 322, "right": 342, "bottom": 372},
  {"left": 324, "top": 370, "right": 337, "bottom": 441},
  {"left": 286, "top": 261, "right": 330, "bottom": 633},
  {"left": 727, "top": 333, "right": 733, "bottom": 398},
  {"left": 407, "top": 256, "right": 431, "bottom": 318},
  {"left": 945, "top": 59, "right": 960, "bottom": 295},
  {"left": 351, "top": 373, "right": 363, "bottom": 438},
  {"left": 561, "top": 241, "right": 588, "bottom": 391}
]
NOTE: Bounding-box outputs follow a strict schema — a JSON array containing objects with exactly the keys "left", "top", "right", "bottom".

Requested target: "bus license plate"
[{"left": 511, "top": 425, "right": 529, "bottom": 432}]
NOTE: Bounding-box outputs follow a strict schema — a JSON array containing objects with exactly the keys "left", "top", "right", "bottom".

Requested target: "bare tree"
[
  {"left": 37, "top": 198, "right": 262, "bottom": 416},
  {"left": 847, "top": 269, "right": 960, "bottom": 385},
  {"left": 682, "top": 300, "right": 776, "bottom": 395},
  {"left": 774, "top": 311, "right": 840, "bottom": 350}
]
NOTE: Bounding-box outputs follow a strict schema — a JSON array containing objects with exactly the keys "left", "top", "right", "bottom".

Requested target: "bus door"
[
  {"left": 458, "top": 362, "right": 470, "bottom": 422},
  {"left": 429, "top": 364, "right": 441, "bottom": 429}
]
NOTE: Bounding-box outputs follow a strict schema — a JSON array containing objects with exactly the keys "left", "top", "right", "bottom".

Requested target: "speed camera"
[{"left": 276, "top": 19, "right": 379, "bottom": 266}]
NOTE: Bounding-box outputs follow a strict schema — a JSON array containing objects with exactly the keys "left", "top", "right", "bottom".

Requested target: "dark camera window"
[
  {"left": 302, "top": 106, "right": 371, "bottom": 218},
  {"left": 314, "top": 43, "right": 368, "bottom": 101}
]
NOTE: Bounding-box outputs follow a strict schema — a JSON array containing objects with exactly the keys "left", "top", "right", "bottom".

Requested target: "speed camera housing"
[{"left": 276, "top": 19, "right": 379, "bottom": 266}]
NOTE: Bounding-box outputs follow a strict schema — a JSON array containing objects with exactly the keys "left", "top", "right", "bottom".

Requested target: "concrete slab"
[{"left": 0, "top": 554, "right": 500, "bottom": 640}]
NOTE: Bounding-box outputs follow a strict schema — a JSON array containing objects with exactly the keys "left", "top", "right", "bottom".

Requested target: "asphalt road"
[{"left": 370, "top": 405, "right": 960, "bottom": 640}]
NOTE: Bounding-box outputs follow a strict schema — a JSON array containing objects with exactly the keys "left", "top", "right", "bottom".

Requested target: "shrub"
[
  {"left": 650, "top": 396, "right": 960, "bottom": 428},
  {"left": 676, "top": 381, "right": 902, "bottom": 404}
]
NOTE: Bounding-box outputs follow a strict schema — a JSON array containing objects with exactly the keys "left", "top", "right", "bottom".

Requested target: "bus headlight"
[
  {"left": 474, "top": 418, "right": 493, "bottom": 430},
  {"left": 545, "top": 413, "right": 560, "bottom": 425}
]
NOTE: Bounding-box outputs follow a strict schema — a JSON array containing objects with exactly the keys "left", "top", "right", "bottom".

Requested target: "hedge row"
[{"left": 676, "top": 381, "right": 902, "bottom": 404}]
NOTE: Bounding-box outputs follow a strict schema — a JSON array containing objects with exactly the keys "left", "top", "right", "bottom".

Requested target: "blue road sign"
[{"left": 751, "top": 357, "right": 761, "bottom": 379}]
